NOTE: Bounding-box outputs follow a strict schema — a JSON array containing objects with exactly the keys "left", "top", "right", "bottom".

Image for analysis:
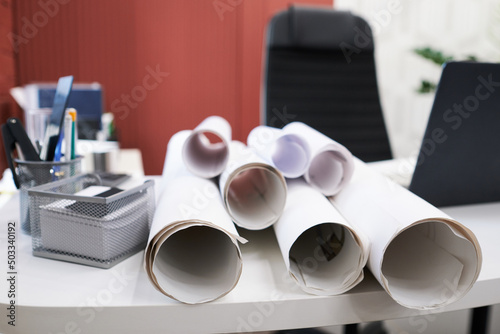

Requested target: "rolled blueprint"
[
  {"left": 145, "top": 130, "right": 246, "bottom": 304},
  {"left": 182, "top": 115, "right": 231, "bottom": 178},
  {"left": 247, "top": 125, "right": 311, "bottom": 178},
  {"left": 283, "top": 122, "right": 354, "bottom": 196},
  {"left": 219, "top": 141, "right": 287, "bottom": 230},
  {"left": 274, "top": 178, "right": 369, "bottom": 295},
  {"left": 331, "top": 159, "right": 482, "bottom": 310}
]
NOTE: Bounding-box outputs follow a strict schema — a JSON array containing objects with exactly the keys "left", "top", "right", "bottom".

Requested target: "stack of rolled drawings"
[
  {"left": 145, "top": 116, "right": 287, "bottom": 304},
  {"left": 144, "top": 125, "right": 245, "bottom": 304},
  {"left": 330, "top": 159, "right": 482, "bottom": 309},
  {"left": 144, "top": 116, "right": 482, "bottom": 310},
  {"left": 249, "top": 123, "right": 368, "bottom": 295}
]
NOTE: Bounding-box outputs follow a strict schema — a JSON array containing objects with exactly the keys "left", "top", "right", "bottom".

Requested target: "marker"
[{"left": 68, "top": 109, "right": 77, "bottom": 160}]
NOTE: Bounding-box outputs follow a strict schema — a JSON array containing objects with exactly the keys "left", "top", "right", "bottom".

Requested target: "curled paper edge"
[
  {"left": 379, "top": 217, "right": 482, "bottom": 310},
  {"left": 222, "top": 163, "right": 287, "bottom": 230},
  {"left": 144, "top": 219, "right": 247, "bottom": 304},
  {"left": 182, "top": 116, "right": 231, "bottom": 179}
]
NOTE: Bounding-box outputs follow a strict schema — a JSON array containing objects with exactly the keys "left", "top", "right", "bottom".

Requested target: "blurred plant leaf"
[
  {"left": 414, "top": 47, "right": 454, "bottom": 66},
  {"left": 417, "top": 80, "right": 437, "bottom": 94}
]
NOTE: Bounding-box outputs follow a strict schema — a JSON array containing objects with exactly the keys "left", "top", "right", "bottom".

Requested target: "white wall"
[{"left": 335, "top": 0, "right": 500, "bottom": 158}]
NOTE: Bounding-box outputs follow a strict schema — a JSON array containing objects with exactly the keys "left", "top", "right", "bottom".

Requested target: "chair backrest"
[
  {"left": 262, "top": 6, "right": 392, "bottom": 162},
  {"left": 409, "top": 61, "right": 500, "bottom": 207}
]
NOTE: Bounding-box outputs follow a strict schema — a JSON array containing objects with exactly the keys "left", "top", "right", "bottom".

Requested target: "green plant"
[
  {"left": 414, "top": 47, "right": 453, "bottom": 66},
  {"left": 414, "top": 47, "right": 478, "bottom": 93}
]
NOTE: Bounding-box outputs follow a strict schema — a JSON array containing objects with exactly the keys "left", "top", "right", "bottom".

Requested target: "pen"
[{"left": 63, "top": 113, "right": 72, "bottom": 161}]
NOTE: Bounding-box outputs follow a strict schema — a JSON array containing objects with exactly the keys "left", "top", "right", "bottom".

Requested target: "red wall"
[
  {"left": 12, "top": 0, "right": 332, "bottom": 174},
  {"left": 1, "top": 0, "right": 18, "bottom": 172}
]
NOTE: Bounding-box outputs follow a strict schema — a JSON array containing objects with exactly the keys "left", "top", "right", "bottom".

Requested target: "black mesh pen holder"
[{"left": 15, "top": 157, "right": 83, "bottom": 234}]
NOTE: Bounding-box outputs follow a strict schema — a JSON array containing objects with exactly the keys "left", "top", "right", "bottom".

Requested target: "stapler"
[{"left": 1, "top": 117, "right": 41, "bottom": 188}]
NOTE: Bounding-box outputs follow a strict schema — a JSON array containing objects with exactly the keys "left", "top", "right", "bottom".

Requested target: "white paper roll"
[
  {"left": 182, "top": 116, "right": 231, "bottom": 178},
  {"left": 247, "top": 125, "right": 311, "bottom": 178},
  {"left": 145, "top": 130, "right": 246, "bottom": 304},
  {"left": 274, "top": 178, "right": 369, "bottom": 295},
  {"left": 330, "top": 159, "right": 482, "bottom": 310},
  {"left": 219, "top": 141, "right": 287, "bottom": 230},
  {"left": 283, "top": 122, "right": 354, "bottom": 196}
]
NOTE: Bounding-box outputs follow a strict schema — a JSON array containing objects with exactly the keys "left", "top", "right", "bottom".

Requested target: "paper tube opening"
[
  {"left": 306, "top": 150, "right": 346, "bottom": 196},
  {"left": 226, "top": 166, "right": 286, "bottom": 229},
  {"left": 152, "top": 226, "right": 241, "bottom": 304},
  {"left": 289, "top": 223, "right": 363, "bottom": 294},
  {"left": 272, "top": 134, "right": 310, "bottom": 178},
  {"left": 381, "top": 221, "right": 478, "bottom": 309},
  {"left": 183, "top": 131, "right": 229, "bottom": 178}
]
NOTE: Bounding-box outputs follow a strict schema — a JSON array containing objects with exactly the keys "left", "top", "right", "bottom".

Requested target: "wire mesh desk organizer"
[
  {"left": 16, "top": 157, "right": 83, "bottom": 234},
  {"left": 27, "top": 173, "right": 155, "bottom": 268}
]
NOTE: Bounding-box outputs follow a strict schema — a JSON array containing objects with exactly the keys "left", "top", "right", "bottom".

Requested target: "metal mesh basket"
[
  {"left": 15, "top": 157, "right": 83, "bottom": 234},
  {"left": 28, "top": 173, "right": 155, "bottom": 268}
]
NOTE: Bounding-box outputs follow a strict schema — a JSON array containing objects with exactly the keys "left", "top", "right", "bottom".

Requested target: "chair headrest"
[{"left": 267, "top": 6, "right": 374, "bottom": 51}]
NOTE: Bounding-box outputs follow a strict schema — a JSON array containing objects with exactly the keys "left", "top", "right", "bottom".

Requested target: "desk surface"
[{"left": 1, "top": 187, "right": 500, "bottom": 334}]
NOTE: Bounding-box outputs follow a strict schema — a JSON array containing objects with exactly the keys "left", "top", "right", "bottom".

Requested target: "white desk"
[{"left": 1, "top": 190, "right": 500, "bottom": 334}]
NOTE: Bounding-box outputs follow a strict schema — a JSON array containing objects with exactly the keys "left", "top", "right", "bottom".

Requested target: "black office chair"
[
  {"left": 263, "top": 6, "right": 392, "bottom": 162},
  {"left": 263, "top": 6, "right": 390, "bottom": 334}
]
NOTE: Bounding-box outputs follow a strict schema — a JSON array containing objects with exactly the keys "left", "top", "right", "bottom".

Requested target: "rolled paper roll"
[
  {"left": 219, "top": 140, "right": 287, "bottom": 230},
  {"left": 330, "top": 159, "right": 482, "bottom": 310},
  {"left": 182, "top": 116, "right": 231, "bottom": 178},
  {"left": 274, "top": 178, "right": 369, "bottom": 295},
  {"left": 145, "top": 130, "right": 246, "bottom": 304},
  {"left": 247, "top": 125, "right": 311, "bottom": 178},
  {"left": 283, "top": 122, "right": 354, "bottom": 196}
]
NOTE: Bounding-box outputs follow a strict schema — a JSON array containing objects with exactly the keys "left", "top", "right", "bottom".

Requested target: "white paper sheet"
[
  {"left": 219, "top": 140, "right": 287, "bottom": 230},
  {"left": 247, "top": 125, "right": 311, "bottom": 178},
  {"left": 273, "top": 178, "right": 369, "bottom": 295},
  {"left": 330, "top": 159, "right": 482, "bottom": 309},
  {"left": 283, "top": 122, "right": 354, "bottom": 196},
  {"left": 182, "top": 116, "right": 231, "bottom": 178},
  {"left": 144, "top": 130, "right": 246, "bottom": 304}
]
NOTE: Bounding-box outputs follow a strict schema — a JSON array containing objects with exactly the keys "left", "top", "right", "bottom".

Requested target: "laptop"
[{"left": 409, "top": 61, "right": 500, "bottom": 207}]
